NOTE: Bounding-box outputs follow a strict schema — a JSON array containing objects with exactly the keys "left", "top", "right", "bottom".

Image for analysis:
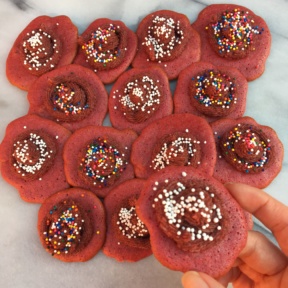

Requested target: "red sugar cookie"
[
  {"left": 103, "top": 179, "right": 152, "bottom": 262},
  {"left": 211, "top": 117, "right": 284, "bottom": 188},
  {"left": 136, "top": 166, "right": 248, "bottom": 277},
  {"left": 63, "top": 126, "right": 137, "bottom": 198},
  {"left": 109, "top": 66, "right": 173, "bottom": 134},
  {"left": 6, "top": 15, "right": 78, "bottom": 90},
  {"left": 131, "top": 114, "right": 216, "bottom": 179},
  {"left": 0, "top": 114, "right": 71, "bottom": 203},
  {"left": 38, "top": 187, "right": 106, "bottom": 262},
  {"left": 28, "top": 64, "right": 108, "bottom": 132},
  {"left": 132, "top": 10, "right": 201, "bottom": 80},
  {"left": 174, "top": 61, "right": 248, "bottom": 122},
  {"left": 73, "top": 18, "right": 137, "bottom": 84},
  {"left": 192, "top": 4, "right": 271, "bottom": 81}
]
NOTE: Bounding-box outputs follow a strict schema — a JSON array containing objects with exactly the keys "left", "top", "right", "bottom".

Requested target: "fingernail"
[{"left": 182, "top": 271, "right": 209, "bottom": 288}]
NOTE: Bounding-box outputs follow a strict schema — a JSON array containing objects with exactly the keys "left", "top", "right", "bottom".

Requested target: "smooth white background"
[{"left": 0, "top": 0, "right": 287, "bottom": 287}]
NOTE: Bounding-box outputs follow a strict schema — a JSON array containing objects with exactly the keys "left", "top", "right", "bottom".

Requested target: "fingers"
[
  {"left": 238, "top": 231, "right": 288, "bottom": 276},
  {"left": 182, "top": 271, "right": 225, "bottom": 288},
  {"left": 225, "top": 182, "right": 288, "bottom": 255}
]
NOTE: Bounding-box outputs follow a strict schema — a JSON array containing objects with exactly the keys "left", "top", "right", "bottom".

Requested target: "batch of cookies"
[{"left": 0, "top": 4, "right": 284, "bottom": 278}]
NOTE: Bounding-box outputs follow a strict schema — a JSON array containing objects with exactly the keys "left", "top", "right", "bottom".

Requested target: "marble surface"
[{"left": 0, "top": 0, "right": 287, "bottom": 287}]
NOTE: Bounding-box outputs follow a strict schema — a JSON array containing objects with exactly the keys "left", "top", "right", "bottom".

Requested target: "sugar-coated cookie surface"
[
  {"left": 192, "top": 4, "right": 271, "bottom": 81},
  {"left": 63, "top": 126, "right": 137, "bottom": 198},
  {"left": 28, "top": 64, "right": 108, "bottom": 132},
  {"left": 6, "top": 15, "right": 78, "bottom": 91},
  {"left": 109, "top": 66, "right": 173, "bottom": 134},
  {"left": 136, "top": 166, "right": 248, "bottom": 277},
  {"left": 211, "top": 116, "right": 284, "bottom": 188},
  {"left": 0, "top": 114, "right": 71, "bottom": 203},
  {"left": 131, "top": 114, "right": 216, "bottom": 179},
  {"left": 38, "top": 187, "right": 106, "bottom": 262},
  {"left": 103, "top": 179, "right": 152, "bottom": 262},
  {"left": 73, "top": 18, "right": 137, "bottom": 84},
  {"left": 132, "top": 10, "right": 201, "bottom": 80},
  {"left": 174, "top": 61, "right": 248, "bottom": 122}
]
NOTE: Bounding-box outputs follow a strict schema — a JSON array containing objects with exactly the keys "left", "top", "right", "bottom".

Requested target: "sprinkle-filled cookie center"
[
  {"left": 153, "top": 179, "right": 223, "bottom": 252},
  {"left": 220, "top": 124, "right": 271, "bottom": 173},
  {"left": 142, "top": 15, "right": 185, "bottom": 62},
  {"left": 81, "top": 23, "right": 124, "bottom": 70},
  {"left": 114, "top": 74, "right": 161, "bottom": 123},
  {"left": 22, "top": 29, "right": 60, "bottom": 74},
  {"left": 207, "top": 8, "right": 263, "bottom": 59},
  {"left": 12, "top": 130, "right": 56, "bottom": 180},
  {"left": 43, "top": 202, "right": 87, "bottom": 256},
  {"left": 50, "top": 82, "right": 89, "bottom": 117},
  {"left": 190, "top": 70, "right": 237, "bottom": 117},
  {"left": 80, "top": 138, "right": 126, "bottom": 188},
  {"left": 151, "top": 132, "right": 202, "bottom": 171}
]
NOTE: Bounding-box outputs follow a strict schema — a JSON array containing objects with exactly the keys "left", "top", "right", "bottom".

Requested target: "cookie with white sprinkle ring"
[
  {"left": 0, "top": 114, "right": 71, "bottom": 203},
  {"left": 103, "top": 179, "right": 152, "bottom": 262},
  {"left": 136, "top": 166, "right": 248, "bottom": 277}
]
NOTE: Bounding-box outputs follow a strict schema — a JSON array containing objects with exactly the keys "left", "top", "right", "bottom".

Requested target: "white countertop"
[{"left": 0, "top": 0, "right": 287, "bottom": 287}]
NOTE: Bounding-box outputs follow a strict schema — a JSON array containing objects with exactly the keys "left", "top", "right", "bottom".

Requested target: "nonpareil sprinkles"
[
  {"left": 143, "top": 16, "right": 184, "bottom": 61},
  {"left": 80, "top": 138, "right": 126, "bottom": 187},
  {"left": 152, "top": 179, "right": 222, "bottom": 243},
  {"left": 44, "top": 204, "right": 83, "bottom": 255},
  {"left": 221, "top": 124, "right": 270, "bottom": 173},
  {"left": 193, "top": 70, "right": 236, "bottom": 109},
  {"left": 12, "top": 132, "right": 53, "bottom": 177},
  {"left": 82, "top": 24, "right": 121, "bottom": 66},
  {"left": 114, "top": 75, "right": 161, "bottom": 114},
  {"left": 117, "top": 206, "right": 148, "bottom": 239},
  {"left": 151, "top": 133, "right": 202, "bottom": 170},
  {"left": 52, "top": 83, "right": 89, "bottom": 115},
  {"left": 23, "top": 29, "right": 59, "bottom": 71},
  {"left": 208, "top": 9, "right": 262, "bottom": 56}
]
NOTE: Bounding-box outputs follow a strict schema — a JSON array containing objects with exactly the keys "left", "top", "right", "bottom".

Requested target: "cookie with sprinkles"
[
  {"left": 211, "top": 117, "right": 284, "bottom": 188},
  {"left": 63, "top": 126, "right": 137, "bottom": 198},
  {"left": 38, "top": 187, "right": 106, "bottom": 262},
  {"left": 73, "top": 18, "right": 137, "bottom": 84},
  {"left": 103, "top": 179, "right": 152, "bottom": 262},
  {"left": 136, "top": 166, "right": 248, "bottom": 277},
  {"left": 109, "top": 66, "right": 173, "bottom": 134},
  {"left": 132, "top": 10, "right": 201, "bottom": 80},
  {"left": 27, "top": 64, "right": 108, "bottom": 132},
  {"left": 174, "top": 61, "right": 248, "bottom": 122},
  {"left": 6, "top": 15, "right": 78, "bottom": 91},
  {"left": 0, "top": 114, "right": 71, "bottom": 203},
  {"left": 131, "top": 114, "right": 216, "bottom": 179},
  {"left": 192, "top": 4, "right": 271, "bottom": 81}
]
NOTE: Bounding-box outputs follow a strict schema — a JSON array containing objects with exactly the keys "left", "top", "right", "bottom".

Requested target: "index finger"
[{"left": 225, "top": 182, "right": 288, "bottom": 255}]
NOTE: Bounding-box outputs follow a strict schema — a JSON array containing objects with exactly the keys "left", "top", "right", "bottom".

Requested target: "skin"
[{"left": 182, "top": 183, "right": 288, "bottom": 288}]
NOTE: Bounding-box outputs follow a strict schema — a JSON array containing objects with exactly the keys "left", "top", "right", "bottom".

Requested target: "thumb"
[{"left": 182, "top": 271, "right": 226, "bottom": 288}]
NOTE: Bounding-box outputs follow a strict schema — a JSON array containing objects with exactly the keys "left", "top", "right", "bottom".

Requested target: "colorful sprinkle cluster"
[
  {"left": 209, "top": 9, "right": 262, "bottom": 56},
  {"left": 80, "top": 138, "right": 125, "bottom": 187},
  {"left": 23, "top": 29, "right": 59, "bottom": 71},
  {"left": 52, "top": 83, "right": 89, "bottom": 115},
  {"left": 222, "top": 124, "right": 270, "bottom": 173},
  {"left": 117, "top": 206, "right": 148, "bottom": 239},
  {"left": 82, "top": 24, "right": 121, "bottom": 66},
  {"left": 152, "top": 177, "right": 222, "bottom": 243},
  {"left": 44, "top": 204, "right": 83, "bottom": 255},
  {"left": 142, "top": 16, "right": 184, "bottom": 62},
  {"left": 193, "top": 70, "right": 236, "bottom": 109},
  {"left": 114, "top": 75, "right": 161, "bottom": 115},
  {"left": 13, "top": 132, "right": 53, "bottom": 177}
]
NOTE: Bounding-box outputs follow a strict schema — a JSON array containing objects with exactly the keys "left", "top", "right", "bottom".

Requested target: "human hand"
[{"left": 181, "top": 182, "right": 288, "bottom": 288}]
